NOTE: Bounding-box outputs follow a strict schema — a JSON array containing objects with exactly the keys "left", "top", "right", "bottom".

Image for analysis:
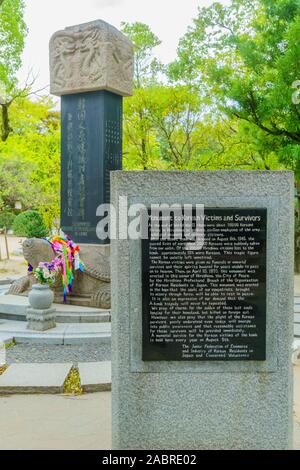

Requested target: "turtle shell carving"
[{"left": 8, "top": 238, "right": 111, "bottom": 309}]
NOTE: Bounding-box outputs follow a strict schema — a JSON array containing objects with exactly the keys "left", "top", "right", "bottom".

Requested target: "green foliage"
[
  {"left": 121, "top": 21, "right": 162, "bottom": 87},
  {"left": 0, "top": 210, "right": 15, "bottom": 229},
  {"left": 0, "top": 14, "right": 297, "bottom": 244},
  {"left": 0, "top": 0, "right": 27, "bottom": 94},
  {"left": 0, "top": 96, "right": 60, "bottom": 227},
  {"left": 12, "top": 210, "right": 49, "bottom": 238},
  {"left": 169, "top": 0, "right": 300, "bottom": 175},
  {"left": 0, "top": 364, "right": 7, "bottom": 375},
  {"left": 63, "top": 368, "right": 83, "bottom": 395}
]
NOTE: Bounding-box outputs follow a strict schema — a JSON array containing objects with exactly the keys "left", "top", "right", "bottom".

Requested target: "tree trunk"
[
  {"left": 1, "top": 104, "right": 12, "bottom": 141},
  {"left": 139, "top": 110, "right": 148, "bottom": 170},
  {"left": 141, "top": 137, "right": 148, "bottom": 170},
  {"left": 296, "top": 180, "right": 300, "bottom": 221}
]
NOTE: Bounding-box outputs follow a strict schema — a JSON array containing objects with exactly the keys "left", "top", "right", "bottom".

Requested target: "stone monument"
[
  {"left": 9, "top": 238, "right": 111, "bottom": 309},
  {"left": 6, "top": 20, "right": 134, "bottom": 310},
  {"left": 49, "top": 20, "right": 134, "bottom": 244},
  {"left": 111, "top": 170, "right": 294, "bottom": 450}
]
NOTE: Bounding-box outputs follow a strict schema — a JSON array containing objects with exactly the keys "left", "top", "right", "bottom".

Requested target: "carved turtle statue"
[{"left": 8, "top": 238, "right": 111, "bottom": 309}]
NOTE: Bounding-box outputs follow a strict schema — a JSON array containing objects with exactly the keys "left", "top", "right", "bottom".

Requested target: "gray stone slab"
[
  {"left": 64, "top": 335, "right": 111, "bottom": 345},
  {"left": 0, "top": 279, "right": 12, "bottom": 286},
  {"left": 0, "top": 334, "right": 13, "bottom": 345},
  {"left": 0, "top": 295, "right": 111, "bottom": 323},
  {"left": 295, "top": 324, "right": 300, "bottom": 337},
  {"left": 111, "top": 170, "right": 294, "bottom": 450},
  {"left": 15, "top": 335, "right": 65, "bottom": 345},
  {"left": 78, "top": 361, "right": 111, "bottom": 392},
  {"left": 0, "top": 319, "right": 111, "bottom": 345},
  {"left": 295, "top": 314, "right": 300, "bottom": 324},
  {"left": 0, "top": 363, "right": 72, "bottom": 394}
]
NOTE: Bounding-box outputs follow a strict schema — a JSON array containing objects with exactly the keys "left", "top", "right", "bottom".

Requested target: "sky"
[{"left": 18, "top": 0, "right": 229, "bottom": 98}]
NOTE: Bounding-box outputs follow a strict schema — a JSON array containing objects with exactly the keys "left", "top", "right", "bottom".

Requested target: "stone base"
[{"left": 26, "top": 307, "right": 56, "bottom": 331}]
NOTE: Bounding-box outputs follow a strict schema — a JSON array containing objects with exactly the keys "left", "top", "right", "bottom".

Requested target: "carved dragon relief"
[{"left": 50, "top": 24, "right": 134, "bottom": 96}]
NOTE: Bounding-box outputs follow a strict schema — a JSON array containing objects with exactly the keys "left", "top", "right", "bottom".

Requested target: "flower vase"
[{"left": 28, "top": 284, "right": 54, "bottom": 310}]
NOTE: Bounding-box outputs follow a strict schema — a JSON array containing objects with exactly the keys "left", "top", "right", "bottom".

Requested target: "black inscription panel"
[
  {"left": 61, "top": 90, "right": 122, "bottom": 244},
  {"left": 142, "top": 208, "right": 267, "bottom": 361}
]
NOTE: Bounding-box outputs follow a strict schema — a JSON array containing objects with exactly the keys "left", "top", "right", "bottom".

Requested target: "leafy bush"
[
  {"left": 0, "top": 211, "right": 16, "bottom": 229},
  {"left": 12, "top": 210, "right": 49, "bottom": 238}
]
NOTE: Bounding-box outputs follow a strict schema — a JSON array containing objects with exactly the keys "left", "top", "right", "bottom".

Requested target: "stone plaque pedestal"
[
  {"left": 111, "top": 170, "right": 294, "bottom": 450},
  {"left": 26, "top": 308, "right": 56, "bottom": 331}
]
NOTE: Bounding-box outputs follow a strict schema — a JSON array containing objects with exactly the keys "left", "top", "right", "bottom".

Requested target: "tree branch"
[{"left": 0, "top": 74, "right": 48, "bottom": 142}]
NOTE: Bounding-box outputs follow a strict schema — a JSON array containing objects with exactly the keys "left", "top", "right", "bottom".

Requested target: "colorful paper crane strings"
[
  {"left": 47, "top": 236, "right": 84, "bottom": 301},
  {"left": 48, "top": 236, "right": 84, "bottom": 301},
  {"left": 28, "top": 235, "right": 84, "bottom": 302}
]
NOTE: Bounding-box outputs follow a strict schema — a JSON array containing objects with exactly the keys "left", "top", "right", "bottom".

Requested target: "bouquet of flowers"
[{"left": 33, "top": 261, "right": 60, "bottom": 286}]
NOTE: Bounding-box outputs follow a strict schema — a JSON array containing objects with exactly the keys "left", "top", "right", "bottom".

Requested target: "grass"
[
  {"left": 63, "top": 367, "right": 83, "bottom": 395},
  {"left": 5, "top": 340, "right": 15, "bottom": 350}
]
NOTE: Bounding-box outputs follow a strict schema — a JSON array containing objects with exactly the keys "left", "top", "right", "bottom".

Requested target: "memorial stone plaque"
[
  {"left": 50, "top": 20, "right": 134, "bottom": 245},
  {"left": 142, "top": 208, "right": 267, "bottom": 361},
  {"left": 61, "top": 90, "right": 122, "bottom": 243}
]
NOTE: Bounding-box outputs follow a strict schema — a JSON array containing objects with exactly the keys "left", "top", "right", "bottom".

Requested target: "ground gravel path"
[{"left": 6, "top": 343, "right": 111, "bottom": 365}]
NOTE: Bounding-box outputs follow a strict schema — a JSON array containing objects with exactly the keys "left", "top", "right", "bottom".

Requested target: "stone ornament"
[
  {"left": 26, "top": 308, "right": 56, "bottom": 332},
  {"left": 8, "top": 238, "right": 111, "bottom": 310},
  {"left": 49, "top": 20, "right": 134, "bottom": 97}
]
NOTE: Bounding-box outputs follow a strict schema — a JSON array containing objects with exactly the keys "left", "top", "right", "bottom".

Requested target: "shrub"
[
  {"left": 12, "top": 210, "right": 49, "bottom": 238},
  {"left": 0, "top": 211, "right": 16, "bottom": 230}
]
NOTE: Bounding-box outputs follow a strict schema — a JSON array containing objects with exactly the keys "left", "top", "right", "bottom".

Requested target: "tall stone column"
[{"left": 49, "top": 20, "right": 134, "bottom": 244}]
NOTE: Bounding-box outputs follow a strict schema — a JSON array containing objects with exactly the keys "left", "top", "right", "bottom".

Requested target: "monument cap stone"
[{"left": 49, "top": 19, "right": 134, "bottom": 97}]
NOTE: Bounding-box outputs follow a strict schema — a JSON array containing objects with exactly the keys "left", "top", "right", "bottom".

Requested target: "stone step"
[
  {"left": 0, "top": 279, "right": 12, "bottom": 286},
  {"left": 0, "top": 363, "right": 73, "bottom": 394},
  {"left": 0, "top": 361, "right": 111, "bottom": 394},
  {"left": 0, "top": 319, "right": 111, "bottom": 345},
  {"left": 295, "top": 324, "right": 300, "bottom": 337},
  {"left": 0, "top": 294, "right": 110, "bottom": 323},
  {"left": 64, "top": 296, "right": 93, "bottom": 308},
  {"left": 78, "top": 361, "right": 111, "bottom": 393}
]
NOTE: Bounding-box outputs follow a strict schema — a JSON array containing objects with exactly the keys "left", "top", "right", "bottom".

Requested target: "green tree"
[
  {"left": 0, "top": 0, "right": 27, "bottom": 141},
  {"left": 140, "top": 85, "right": 217, "bottom": 170},
  {"left": 122, "top": 22, "right": 163, "bottom": 169},
  {"left": 0, "top": 96, "right": 60, "bottom": 228},
  {"left": 170, "top": 0, "right": 300, "bottom": 173},
  {"left": 12, "top": 210, "right": 49, "bottom": 238},
  {"left": 121, "top": 21, "right": 162, "bottom": 88},
  {"left": 123, "top": 88, "right": 163, "bottom": 170}
]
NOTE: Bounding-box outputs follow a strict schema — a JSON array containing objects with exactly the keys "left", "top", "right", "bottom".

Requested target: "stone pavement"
[
  {"left": 0, "top": 361, "right": 111, "bottom": 394},
  {"left": 79, "top": 361, "right": 111, "bottom": 393},
  {"left": 6, "top": 342, "right": 111, "bottom": 364},
  {"left": 0, "top": 390, "right": 298, "bottom": 450},
  {"left": 0, "top": 363, "right": 72, "bottom": 394},
  {"left": 0, "top": 392, "right": 111, "bottom": 450}
]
